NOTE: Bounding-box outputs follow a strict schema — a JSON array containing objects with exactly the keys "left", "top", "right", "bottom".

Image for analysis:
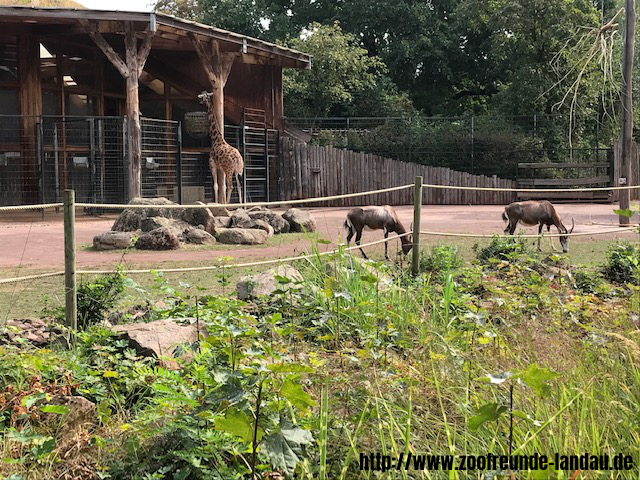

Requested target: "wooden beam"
[
  {"left": 188, "top": 32, "right": 216, "bottom": 86},
  {"left": 79, "top": 19, "right": 129, "bottom": 78},
  {"left": 221, "top": 51, "right": 237, "bottom": 84},
  {"left": 137, "top": 27, "right": 155, "bottom": 76}
]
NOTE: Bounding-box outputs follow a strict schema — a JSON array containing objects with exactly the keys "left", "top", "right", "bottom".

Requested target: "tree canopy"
[{"left": 154, "top": 0, "right": 624, "bottom": 120}]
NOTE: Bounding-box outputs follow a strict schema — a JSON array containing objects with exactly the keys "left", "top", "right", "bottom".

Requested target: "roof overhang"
[{"left": 0, "top": 6, "right": 311, "bottom": 69}]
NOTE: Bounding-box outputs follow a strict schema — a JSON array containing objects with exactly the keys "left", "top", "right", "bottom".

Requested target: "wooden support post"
[
  {"left": 620, "top": 0, "right": 635, "bottom": 225},
  {"left": 80, "top": 19, "right": 155, "bottom": 200},
  {"left": 125, "top": 22, "right": 142, "bottom": 200},
  {"left": 411, "top": 176, "right": 423, "bottom": 276},
  {"left": 63, "top": 189, "right": 77, "bottom": 331}
]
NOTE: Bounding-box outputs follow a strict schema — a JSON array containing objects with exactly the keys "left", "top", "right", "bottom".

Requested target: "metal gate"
[
  {"left": 39, "top": 116, "right": 127, "bottom": 204},
  {"left": 140, "top": 117, "right": 182, "bottom": 202}
]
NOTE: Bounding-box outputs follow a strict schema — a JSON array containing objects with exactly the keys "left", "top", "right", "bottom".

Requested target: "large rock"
[
  {"left": 282, "top": 208, "right": 316, "bottom": 233},
  {"left": 231, "top": 209, "right": 255, "bottom": 229},
  {"left": 141, "top": 216, "right": 190, "bottom": 235},
  {"left": 231, "top": 210, "right": 274, "bottom": 235},
  {"left": 46, "top": 395, "right": 96, "bottom": 435},
  {"left": 217, "top": 228, "right": 268, "bottom": 245},
  {"left": 185, "top": 228, "right": 216, "bottom": 245},
  {"left": 135, "top": 227, "right": 180, "bottom": 250},
  {"left": 213, "top": 216, "right": 232, "bottom": 229},
  {"left": 207, "top": 204, "right": 230, "bottom": 217},
  {"left": 237, "top": 265, "right": 304, "bottom": 300},
  {"left": 181, "top": 201, "right": 216, "bottom": 233},
  {"left": 93, "top": 231, "right": 134, "bottom": 250},
  {"left": 112, "top": 197, "right": 183, "bottom": 232},
  {"left": 248, "top": 211, "right": 290, "bottom": 234},
  {"left": 112, "top": 319, "right": 204, "bottom": 358}
]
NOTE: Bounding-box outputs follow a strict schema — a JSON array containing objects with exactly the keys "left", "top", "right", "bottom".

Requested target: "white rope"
[
  {"left": 419, "top": 227, "right": 639, "bottom": 239},
  {"left": 0, "top": 203, "right": 62, "bottom": 212},
  {"left": 423, "top": 183, "right": 640, "bottom": 193},
  {"left": 74, "top": 184, "right": 415, "bottom": 210},
  {"left": 0, "top": 233, "right": 411, "bottom": 285}
]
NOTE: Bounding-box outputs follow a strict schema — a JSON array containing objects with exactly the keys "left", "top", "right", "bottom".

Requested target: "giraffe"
[{"left": 198, "top": 91, "right": 244, "bottom": 204}]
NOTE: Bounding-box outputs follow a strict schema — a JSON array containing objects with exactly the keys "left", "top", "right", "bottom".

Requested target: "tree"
[{"left": 283, "top": 22, "right": 389, "bottom": 117}]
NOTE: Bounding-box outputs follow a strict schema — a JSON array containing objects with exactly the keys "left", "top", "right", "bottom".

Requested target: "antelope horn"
[{"left": 569, "top": 217, "right": 575, "bottom": 234}]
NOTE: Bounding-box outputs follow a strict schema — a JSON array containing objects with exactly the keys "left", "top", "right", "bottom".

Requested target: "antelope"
[
  {"left": 343, "top": 206, "right": 413, "bottom": 260},
  {"left": 502, "top": 200, "right": 575, "bottom": 252}
]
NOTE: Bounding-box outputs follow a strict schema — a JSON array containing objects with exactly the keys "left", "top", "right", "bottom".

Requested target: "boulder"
[
  {"left": 112, "top": 318, "right": 204, "bottom": 358},
  {"left": 181, "top": 202, "right": 216, "bottom": 233},
  {"left": 231, "top": 209, "right": 274, "bottom": 235},
  {"left": 93, "top": 231, "right": 134, "bottom": 251},
  {"left": 46, "top": 395, "right": 96, "bottom": 435},
  {"left": 248, "top": 211, "right": 290, "bottom": 234},
  {"left": 253, "top": 219, "right": 274, "bottom": 237},
  {"left": 237, "top": 265, "right": 304, "bottom": 300},
  {"left": 230, "top": 209, "right": 254, "bottom": 229},
  {"left": 217, "top": 228, "right": 269, "bottom": 245},
  {"left": 213, "top": 216, "right": 232, "bottom": 229},
  {"left": 141, "top": 216, "right": 190, "bottom": 235},
  {"left": 207, "top": 204, "right": 230, "bottom": 217},
  {"left": 112, "top": 197, "right": 183, "bottom": 232},
  {"left": 185, "top": 228, "right": 216, "bottom": 245},
  {"left": 135, "top": 227, "right": 180, "bottom": 250},
  {"left": 282, "top": 208, "right": 316, "bottom": 233}
]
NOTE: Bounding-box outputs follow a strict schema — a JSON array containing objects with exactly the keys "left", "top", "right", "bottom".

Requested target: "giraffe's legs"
[
  {"left": 225, "top": 175, "right": 233, "bottom": 204},
  {"left": 211, "top": 166, "right": 219, "bottom": 203},
  {"left": 235, "top": 173, "right": 242, "bottom": 203},
  {"left": 217, "top": 168, "right": 227, "bottom": 205}
]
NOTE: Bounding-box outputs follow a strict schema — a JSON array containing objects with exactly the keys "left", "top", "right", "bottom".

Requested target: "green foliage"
[
  {"left": 421, "top": 244, "right": 463, "bottom": 275},
  {"left": 283, "top": 22, "right": 390, "bottom": 117},
  {"left": 474, "top": 235, "right": 530, "bottom": 265},
  {"left": 572, "top": 267, "right": 605, "bottom": 294},
  {"left": 45, "top": 270, "right": 126, "bottom": 330},
  {"left": 603, "top": 242, "right": 640, "bottom": 285}
]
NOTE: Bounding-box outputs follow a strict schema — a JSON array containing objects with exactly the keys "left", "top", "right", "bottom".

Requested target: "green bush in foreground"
[
  {"left": 421, "top": 244, "right": 463, "bottom": 275},
  {"left": 603, "top": 242, "right": 640, "bottom": 285}
]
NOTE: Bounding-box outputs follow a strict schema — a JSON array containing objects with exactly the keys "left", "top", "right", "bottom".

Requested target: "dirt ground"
[{"left": 0, "top": 203, "right": 637, "bottom": 270}]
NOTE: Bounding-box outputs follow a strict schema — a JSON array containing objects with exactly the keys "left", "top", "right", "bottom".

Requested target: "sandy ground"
[{"left": 0, "top": 204, "right": 636, "bottom": 269}]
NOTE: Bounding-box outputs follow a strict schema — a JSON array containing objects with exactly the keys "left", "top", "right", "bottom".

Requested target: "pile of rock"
[
  {"left": 0, "top": 318, "right": 64, "bottom": 347},
  {"left": 92, "top": 197, "right": 317, "bottom": 250}
]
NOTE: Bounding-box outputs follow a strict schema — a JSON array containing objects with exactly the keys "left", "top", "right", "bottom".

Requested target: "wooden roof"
[{"left": 0, "top": 6, "right": 312, "bottom": 69}]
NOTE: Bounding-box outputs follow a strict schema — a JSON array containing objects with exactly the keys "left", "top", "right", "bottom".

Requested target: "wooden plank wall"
[
  {"left": 612, "top": 140, "right": 640, "bottom": 201},
  {"left": 279, "top": 137, "right": 517, "bottom": 206}
]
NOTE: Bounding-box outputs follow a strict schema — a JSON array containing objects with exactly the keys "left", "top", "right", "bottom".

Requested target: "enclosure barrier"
[{"left": 1, "top": 179, "right": 639, "bottom": 328}]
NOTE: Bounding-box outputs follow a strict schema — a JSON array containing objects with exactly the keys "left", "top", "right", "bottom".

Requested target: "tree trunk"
[{"left": 620, "top": 0, "right": 635, "bottom": 225}]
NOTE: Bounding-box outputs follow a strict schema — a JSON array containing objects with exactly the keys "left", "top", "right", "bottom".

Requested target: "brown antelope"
[
  {"left": 343, "top": 206, "right": 413, "bottom": 260},
  {"left": 502, "top": 200, "right": 575, "bottom": 252}
]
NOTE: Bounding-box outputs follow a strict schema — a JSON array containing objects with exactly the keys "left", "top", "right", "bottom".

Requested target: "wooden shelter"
[{"left": 0, "top": 6, "right": 310, "bottom": 203}]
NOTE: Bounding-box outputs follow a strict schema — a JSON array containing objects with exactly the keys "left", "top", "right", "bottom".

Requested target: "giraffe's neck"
[{"left": 207, "top": 107, "right": 225, "bottom": 148}]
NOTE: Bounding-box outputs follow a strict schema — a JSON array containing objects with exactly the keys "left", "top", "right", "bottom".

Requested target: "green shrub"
[
  {"left": 603, "top": 242, "right": 640, "bottom": 285},
  {"left": 572, "top": 267, "right": 605, "bottom": 294},
  {"left": 474, "top": 236, "right": 529, "bottom": 264},
  {"left": 421, "top": 244, "right": 463, "bottom": 274},
  {"left": 46, "top": 270, "right": 126, "bottom": 330}
]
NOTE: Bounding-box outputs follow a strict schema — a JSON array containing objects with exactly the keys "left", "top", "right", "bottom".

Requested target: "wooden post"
[
  {"left": 80, "top": 19, "right": 155, "bottom": 201},
  {"left": 620, "top": 0, "right": 635, "bottom": 225},
  {"left": 411, "top": 176, "right": 423, "bottom": 276},
  {"left": 63, "top": 189, "right": 77, "bottom": 330},
  {"left": 125, "top": 22, "right": 142, "bottom": 200}
]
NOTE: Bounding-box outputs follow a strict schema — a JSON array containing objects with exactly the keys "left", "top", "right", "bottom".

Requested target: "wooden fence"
[
  {"left": 612, "top": 140, "right": 640, "bottom": 201},
  {"left": 279, "top": 137, "right": 517, "bottom": 206}
]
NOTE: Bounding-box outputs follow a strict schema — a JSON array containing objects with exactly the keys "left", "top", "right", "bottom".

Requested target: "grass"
[{"left": 1, "top": 233, "right": 636, "bottom": 320}]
